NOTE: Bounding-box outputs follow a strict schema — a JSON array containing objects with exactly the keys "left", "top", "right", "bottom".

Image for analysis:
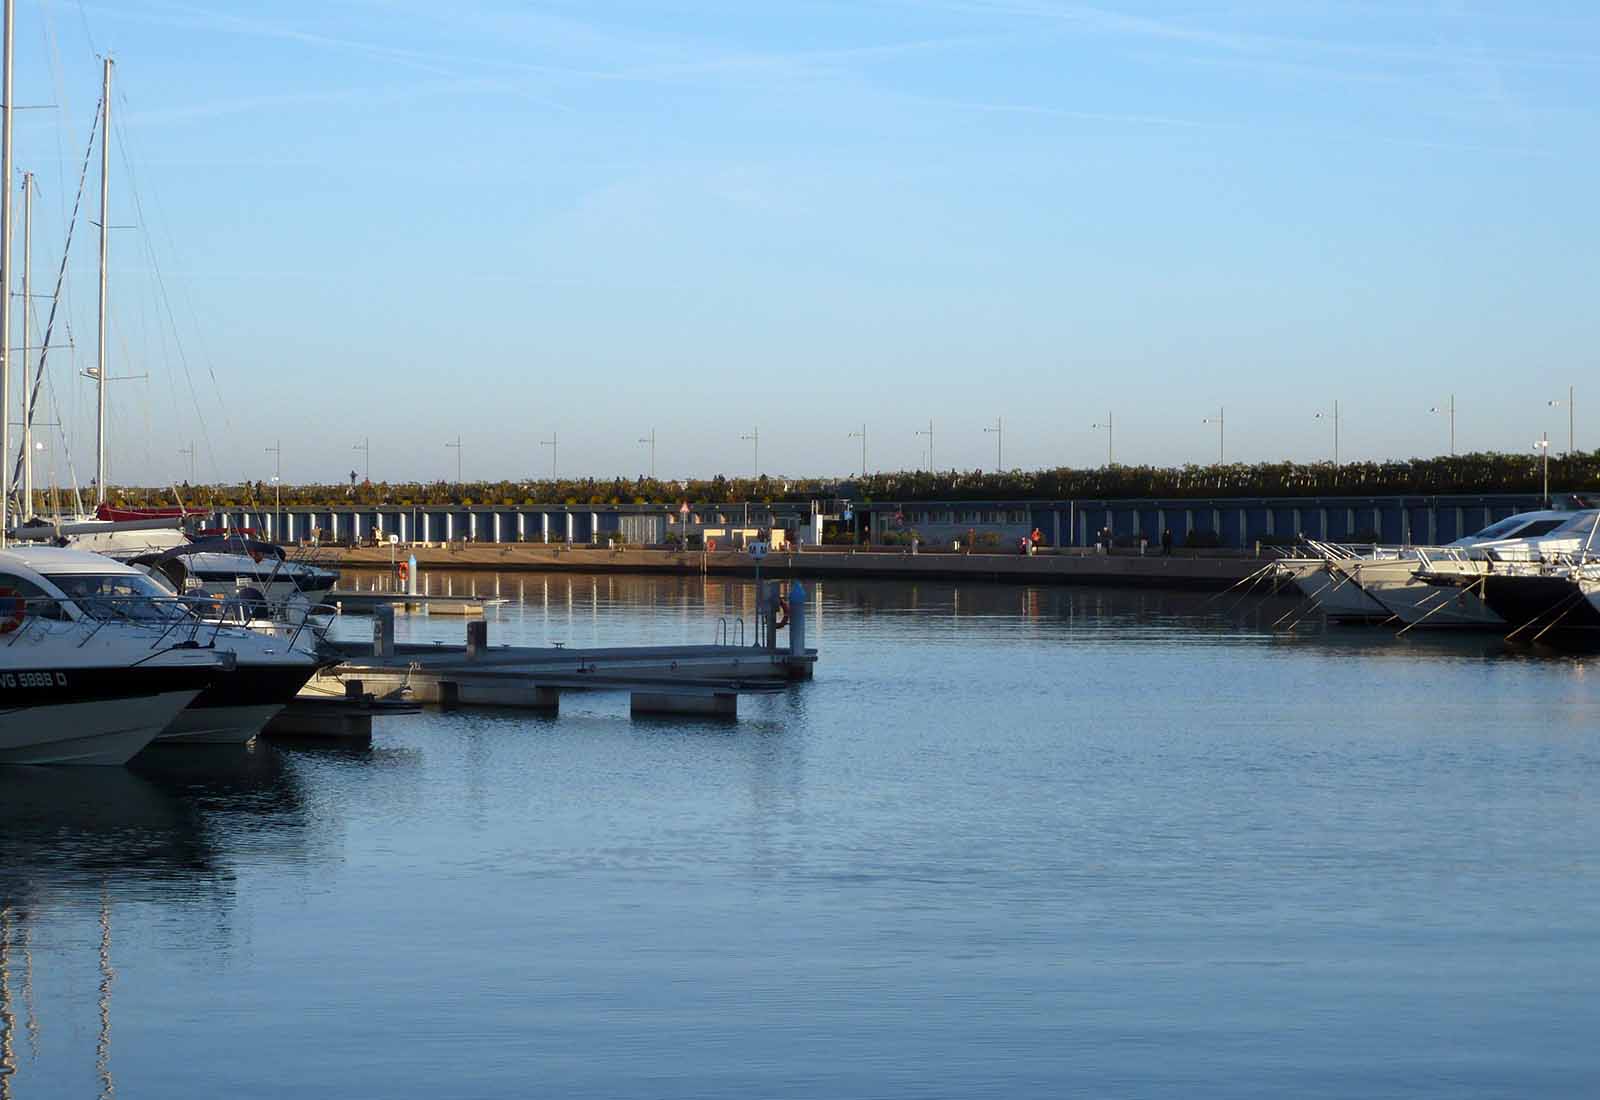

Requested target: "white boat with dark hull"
[
  {"left": 126, "top": 537, "right": 338, "bottom": 620},
  {"left": 0, "top": 553, "right": 227, "bottom": 765},
  {"left": 1278, "top": 509, "right": 1600, "bottom": 629},
  {"left": 15, "top": 516, "right": 339, "bottom": 620},
  {"left": 4, "top": 547, "right": 326, "bottom": 746}
]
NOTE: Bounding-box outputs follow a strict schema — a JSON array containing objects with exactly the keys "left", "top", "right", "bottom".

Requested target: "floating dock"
[
  {"left": 301, "top": 599, "right": 816, "bottom": 726},
  {"left": 325, "top": 589, "right": 503, "bottom": 615}
]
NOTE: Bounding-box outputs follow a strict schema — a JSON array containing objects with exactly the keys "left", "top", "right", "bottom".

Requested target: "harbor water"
[{"left": 5, "top": 573, "right": 1598, "bottom": 1098}]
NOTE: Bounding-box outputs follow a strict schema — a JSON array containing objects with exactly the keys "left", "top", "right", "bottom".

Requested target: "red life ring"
[
  {"left": 0, "top": 587, "right": 25, "bottom": 634},
  {"left": 705, "top": 538, "right": 716, "bottom": 552},
  {"left": 396, "top": 562, "right": 410, "bottom": 582},
  {"left": 774, "top": 596, "right": 791, "bottom": 629}
]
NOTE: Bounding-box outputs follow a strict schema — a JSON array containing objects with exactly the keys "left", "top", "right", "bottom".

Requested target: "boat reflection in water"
[{"left": 0, "top": 745, "right": 314, "bottom": 1097}]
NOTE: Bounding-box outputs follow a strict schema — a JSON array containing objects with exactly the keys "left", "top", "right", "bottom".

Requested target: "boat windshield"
[
  {"left": 1467, "top": 516, "right": 1542, "bottom": 540},
  {"left": 1548, "top": 512, "right": 1600, "bottom": 537},
  {"left": 46, "top": 572, "right": 191, "bottom": 622}
]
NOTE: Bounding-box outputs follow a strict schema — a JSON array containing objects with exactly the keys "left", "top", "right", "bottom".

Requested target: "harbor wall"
[
  {"left": 321, "top": 545, "right": 1265, "bottom": 591},
  {"left": 208, "top": 492, "right": 1549, "bottom": 552}
]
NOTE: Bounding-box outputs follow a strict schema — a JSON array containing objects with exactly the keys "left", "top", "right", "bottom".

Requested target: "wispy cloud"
[{"left": 122, "top": 75, "right": 517, "bottom": 127}]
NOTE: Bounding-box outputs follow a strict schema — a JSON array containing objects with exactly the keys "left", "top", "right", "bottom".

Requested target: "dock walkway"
[{"left": 306, "top": 636, "right": 816, "bottom": 718}]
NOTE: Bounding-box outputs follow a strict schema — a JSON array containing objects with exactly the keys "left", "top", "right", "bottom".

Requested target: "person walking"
[{"left": 1161, "top": 527, "right": 1173, "bottom": 555}]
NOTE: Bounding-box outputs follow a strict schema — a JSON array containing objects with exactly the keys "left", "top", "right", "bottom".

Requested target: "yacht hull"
[
  {"left": 158, "top": 702, "right": 285, "bottom": 745},
  {"left": 156, "top": 662, "right": 320, "bottom": 745},
  {"left": 0, "top": 689, "right": 201, "bottom": 765},
  {"left": 1476, "top": 575, "right": 1600, "bottom": 635},
  {"left": 1278, "top": 559, "right": 1390, "bottom": 622},
  {"left": 1338, "top": 559, "right": 1502, "bottom": 628}
]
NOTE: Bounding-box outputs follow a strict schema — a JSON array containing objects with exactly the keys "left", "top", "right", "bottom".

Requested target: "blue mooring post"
[{"left": 787, "top": 581, "right": 807, "bottom": 657}]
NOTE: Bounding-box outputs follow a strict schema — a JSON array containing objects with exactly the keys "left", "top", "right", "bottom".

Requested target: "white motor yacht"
[
  {"left": 1279, "top": 508, "right": 1600, "bottom": 628},
  {"left": 4, "top": 547, "right": 326, "bottom": 745},
  {"left": 1336, "top": 510, "right": 1600, "bottom": 628},
  {"left": 0, "top": 549, "right": 228, "bottom": 764}
]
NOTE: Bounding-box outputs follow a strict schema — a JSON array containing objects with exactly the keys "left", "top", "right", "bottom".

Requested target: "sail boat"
[{"left": 5, "top": 57, "right": 337, "bottom": 618}]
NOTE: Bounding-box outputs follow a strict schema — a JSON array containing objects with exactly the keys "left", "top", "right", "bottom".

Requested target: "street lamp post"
[
  {"left": 741, "top": 427, "right": 760, "bottom": 478},
  {"left": 638, "top": 429, "right": 656, "bottom": 479},
  {"left": 1314, "top": 401, "right": 1340, "bottom": 466},
  {"left": 264, "top": 439, "right": 281, "bottom": 540},
  {"left": 1201, "top": 407, "right": 1224, "bottom": 464},
  {"left": 1548, "top": 387, "right": 1575, "bottom": 455},
  {"left": 178, "top": 441, "right": 195, "bottom": 484},
  {"left": 848, "top": 424, "right": 867, "bottom": 477},
  {"left": 1535, "top": 434, "right": 1551, "bottom": 505},
  {"left": 1090, "top": 412, "right": 1113, "bottom": 467},
  {"left": 446, "top": 435, "right": 462, "bottom": 484},
  {"left": 984, "top": 416, "right": 1004, "bottom": 472},
  {"left": 915, "top": 420, "right": 934, "bottom": 473},
  {"left": 539, "top": 433, "right": 557, "bottom": 480},
  {"left": 1428, "top": 395, "right": 1455, "bottom": 455},
  {"left": 353, "top": 437, "right": 370, "bottom": 482}
]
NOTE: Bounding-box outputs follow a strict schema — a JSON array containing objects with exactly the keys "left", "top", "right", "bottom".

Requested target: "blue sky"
[{"left": 11, "top": 1, "right": 1600, "bottom": 487}]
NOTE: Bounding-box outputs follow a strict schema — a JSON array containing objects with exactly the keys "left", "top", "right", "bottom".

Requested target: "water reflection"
[{"left": 335, "top": 566, "right": 1582, "bottom": 669}]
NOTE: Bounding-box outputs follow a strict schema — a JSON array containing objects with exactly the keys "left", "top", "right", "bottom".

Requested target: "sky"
[{"left": 7, "top": 1, "right": 1600, "bottom": 488}]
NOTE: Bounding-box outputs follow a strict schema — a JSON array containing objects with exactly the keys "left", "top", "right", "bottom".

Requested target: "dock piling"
[{"left": 373, "top": 605, "right": 395, "bottom": 658}]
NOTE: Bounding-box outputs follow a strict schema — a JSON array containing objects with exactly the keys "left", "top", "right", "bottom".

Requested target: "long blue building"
[{"left": 206, "top": 492, "right": 1560, "bottom": 549}]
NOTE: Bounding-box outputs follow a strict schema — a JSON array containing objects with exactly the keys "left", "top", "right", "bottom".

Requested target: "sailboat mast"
[
  {"left": 95, "top": 57, "right": 111, "bottom": 507},
  {"left": 1, "top": 0, "right": 13, "bottom": 546},
  {"left": 19, "top": 170, "right": 28, "bottom": 520}
]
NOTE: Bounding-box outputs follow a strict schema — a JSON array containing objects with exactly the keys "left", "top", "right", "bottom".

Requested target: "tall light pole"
[
  {"left": 915, "top": 420, "right": 934, "bottom": 473},
  {"left": 446, "top": 435, "right": 462, "bottom": 484},
  {"left": 353, "top": 437, "right": 370, "bottom": 482},
  {"left": 984, "top": 416, "right": 1004, "bottom": 472},
  {"left": 1429, "top": 395, "right": 1455, "bottom": 455},
  {"left": 264, "top": 439, "right": 281, "bottom": 540},
  {"left": 638, "top": 429, "right": 656, "bottom": 479},
  {"left": 848, "top": 425, "right": 867, "bottom": 477},
  {"left": 1535, "top": 433, "right": 1551, "bottom": 506},
  {"left": 178, "top": 441, "right": 195, "bottom": 484},
  {"left": 1549, "top": 388, "right": 1574, "bottom": 455},
  {"left": 1202, "top": 407, "right": 1224, "bottom": 464},
  {"left": 539, "top": 432, "right": 557, "bottom": 479},
  {"left": 741, "top": 427, "right": 759, "bottom": 478},
  {"left": 1091, "top": 412, "right": 1113, "bottom": 467},
  {"left": 1314, "top": 401, "right": 1340, "bottom": 466}
]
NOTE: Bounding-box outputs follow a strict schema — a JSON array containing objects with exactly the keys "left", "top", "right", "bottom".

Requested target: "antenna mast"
[{"left": 1, "top": 0, "right": 13, "bottom": 544}]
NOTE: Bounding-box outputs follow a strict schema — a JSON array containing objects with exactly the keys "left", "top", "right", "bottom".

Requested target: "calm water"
[{"left": 4, "top": 572, "right": 1598, "bottom": 1098}]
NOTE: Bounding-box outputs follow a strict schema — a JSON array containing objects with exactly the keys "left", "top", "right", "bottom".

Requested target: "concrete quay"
[{"left": 319, "top": 545, "right": 1264, "bottom": 591}]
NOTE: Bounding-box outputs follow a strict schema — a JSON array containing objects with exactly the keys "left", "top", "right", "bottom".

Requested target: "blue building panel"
[
  {"left": 1218, "top": 508, "right": 1242, "bottom": 547},
  {"left": 1378, "top": 506, "right": 1403, "bottom": 544},
  {"left": 1407, "top": 505, "right": 1431, "bottom": 544}
]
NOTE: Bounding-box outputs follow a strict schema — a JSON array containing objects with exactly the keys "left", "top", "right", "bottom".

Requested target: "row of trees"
[{"left": 121, "top": 450, "right": 1598, "bottom": 510}]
